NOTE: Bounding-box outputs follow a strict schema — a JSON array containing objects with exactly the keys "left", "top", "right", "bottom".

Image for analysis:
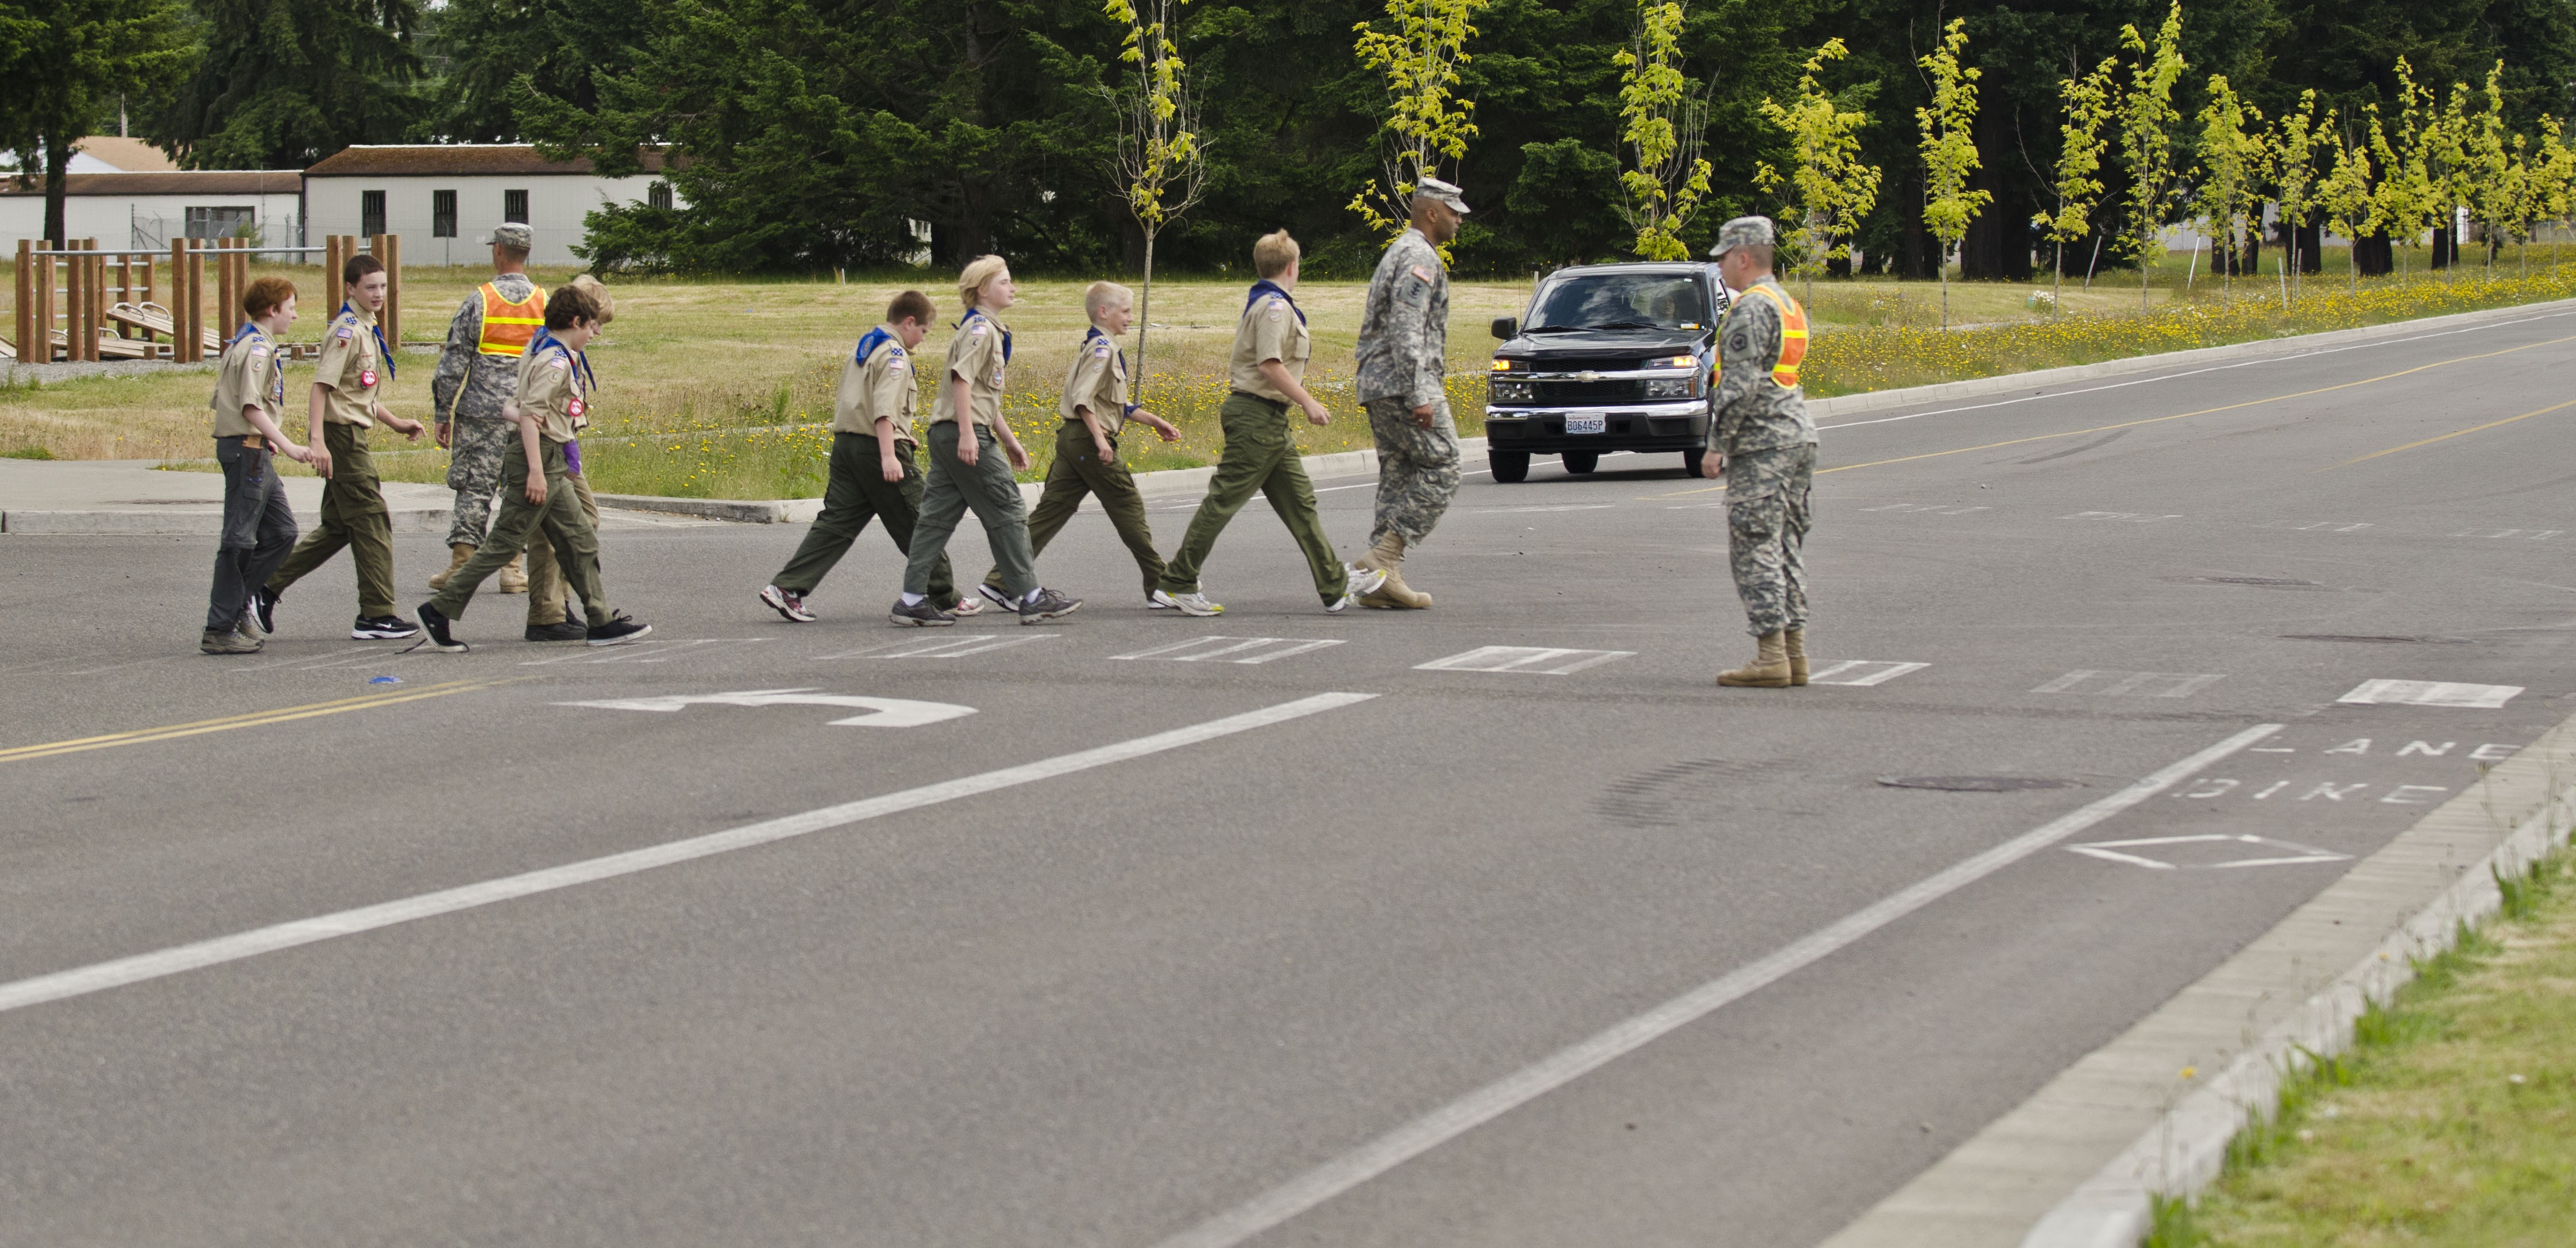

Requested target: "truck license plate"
[{"left": 1564, "top": 414, "right": 1606, "bottom": 435}]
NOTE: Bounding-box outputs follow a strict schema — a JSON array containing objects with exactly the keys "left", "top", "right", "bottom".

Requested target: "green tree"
[
  {"left": 2115, "top": 2, "right": 2188, "bottom": 309},
  {"left": 2371, "top": 60, "right": 2437, "bottom": 276},
  {"left": 1759, "top": 37, "right": 1879, "bottom": 305},
  {"left": 1105, "top": 0, "right": 1207, "bottom": 386},
  {"left": 0, "top": 0, "right": 191, "bottom": 244},
  {"left": 1347, "top": 0, "right": 1490, "bottom": 244},
  {"left": 1613, "top": 0, "right": 1710, "bottom": 260},
  {"left": 2034, "top": 56, "right": 2116, "bottom": 313},
  {"left": 2319, "top": 114, "right": 2380, "bottom": 290},
  {"left": 2458, "top": 63, "right": 2515, "bottom": 275},
  {"left": 2268, "top": 90, "right": 2328, "bottom": 299},
  {"left": 156, "top": 0, "right": 424, "bottom": 169},
  {"left": 1914, "top": 17, "right": 1987, "bottom": 328},
  {"left": 2193, "top": 74, "right": 2264, "bottom": 295},
  {"left": 416, "top": 0, "right": 650, "bottom": 142}
]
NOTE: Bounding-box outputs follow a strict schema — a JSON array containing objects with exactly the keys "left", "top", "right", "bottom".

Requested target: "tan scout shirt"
[
  {"left": 1058, "top": 329, "right": 1130, "bottom": 435},
  {"left": 1228, "top": 288, "right": 1310, "bottom": 403},
  {"left": 513, "top": 344, "right": 584, "bottom": 445},
  {"left": 833, "top": 328, "right": 917, "bottom": 444},
  {"left": 210, "top": 326, "right": 285, "bottom": 438},
  {"left": 312, "top": 306, "right": 385, "bottom": 427},
  {"left": 929, "top": 310, "right": 1009, "bottom": 427}
]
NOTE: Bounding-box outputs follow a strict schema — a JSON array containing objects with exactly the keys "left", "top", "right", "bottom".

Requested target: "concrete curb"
[
  {"left": 1803, "top": 296, "right": 2576, "bottom": 421},
  {"left": 1819, "top": 709, "right": 2576, "bottom": 1248}
]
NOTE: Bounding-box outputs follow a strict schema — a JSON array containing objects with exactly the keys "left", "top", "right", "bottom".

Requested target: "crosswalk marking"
[
  {"left": 2032, "top": 669, "right": 2225, "bottom": 697},
  {"left": 519, "top": 638, "right": 772, "bottom": 667},
  {"left": 1111, "top": 636, "right": 1346, "bottom": 665},
  {"left": 1415, "top": 645, "right": 1633, "bottom": 675},
  {"left": 2336, "top": 679, "right": 2523, "bottom": 708},
  {"left": 1807, "top": 660, "right": 1930, "bottom": 687},
  {"left": 816, "top": 635, "right": 1055, "bottom": 661}
]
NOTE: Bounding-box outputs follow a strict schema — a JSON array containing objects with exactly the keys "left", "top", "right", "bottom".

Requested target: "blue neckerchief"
[
  {"left": 1246, "top": 279, "right": 1306, "bottom": 325},
  {"left": 1083, "top": 326, "right": 1140, "bottom": 418},
  {"left": 337, "top": 302, "right": 395, "bottom": 379},
  {"left": 229, "top": 321, "right": 264, "bottom": 348},
  {"left": 525, "top": 327, "right": 596, "bottom": 395},
  {"left": 959, "top": 309, "right": 1011, "bottom": 364},
  {"left": 853, "top": 325, "right": 895, "bottom": 367}
]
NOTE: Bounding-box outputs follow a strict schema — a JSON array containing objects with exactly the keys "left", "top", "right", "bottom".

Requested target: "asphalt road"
[{"left": 6, "top": 307, "right": 2575, "bottom": 1247}]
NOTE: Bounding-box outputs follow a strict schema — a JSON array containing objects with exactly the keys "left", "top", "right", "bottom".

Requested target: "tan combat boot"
[
  {"left": 427, "top": 542, "right": 474, "bottom": 591},
  {"left": 496, "top": 552, "right": 529, "bottom": 594},
  {"left": 1784, "top": 627, "right": 1809, "bottom": 686},
  {"left": 1356, "top": 533, "right": 1433, "bottom": 608},
  {"left": 1717, "top": 631, "right": 1792, "bottom": 687}
]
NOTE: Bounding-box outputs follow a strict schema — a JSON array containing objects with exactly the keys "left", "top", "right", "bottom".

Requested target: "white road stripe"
[
  {"left": 0, "top": 692, "right": 1377, "bottom": 1018},
  {"left": 1152, "top": 721, "right": 2283, "bottom": 1248}
]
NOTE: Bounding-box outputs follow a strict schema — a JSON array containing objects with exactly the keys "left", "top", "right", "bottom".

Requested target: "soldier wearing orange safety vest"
[
  {"left": 1700, "top": 215, "right": 1819, "bottom": 689},
  {"left": 427, "top": 224, "right": 580, "bottom": 637}
]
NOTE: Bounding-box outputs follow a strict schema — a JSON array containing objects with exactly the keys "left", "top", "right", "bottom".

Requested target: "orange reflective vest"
[
  {"left": 1739, "top": 284, "right": 1809, "bottom": 390},
  {"left": 476, "top": 282, "right": 547, "bottom": 356}
]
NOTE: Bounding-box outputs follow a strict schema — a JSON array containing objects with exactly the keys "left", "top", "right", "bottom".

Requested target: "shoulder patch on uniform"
[
  {"left": 886, "top": 345, "right": 904, "bottom": 359},
  {"left": 335, "top": 327, "right": 353, "bottom": 341},
  {"left": 1091, "top": 343, "right": 1112, "bottom": 357},
  {"left": 549, "top": 356, "right": 570, "bottom": 371},
  {"left": 1266, "top": 299, "right": 1287, "bottom": 321},
  {"left": 1729, "top": 332, "right": 1751, "bottom": 352},
  {"left": 249, "top": 345, "right": 269, "bottom": 359},
  {"left": 1409, "top": 265, "right": 1433, "bottom": 283},
  {"left": 970, "top": 322, "right": 989, "bottom": 337}
]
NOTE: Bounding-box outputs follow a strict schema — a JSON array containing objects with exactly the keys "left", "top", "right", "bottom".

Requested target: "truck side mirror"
[{"left": 1490, "top": 316, "right": 1519, "bottom": 340}]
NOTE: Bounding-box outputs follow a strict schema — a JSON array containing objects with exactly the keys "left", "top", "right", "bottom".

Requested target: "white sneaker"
[
  {"left": 949, "top": 596, "right": 986, "bottom": 617},
  {"left": 978, "top": 583, "right": 1015, "bottom": 613},
  {"left": 1154, "top": 589, "right": 1223, "bottom": 617},
  {"left": 1345, "top": 563, "right": 1389, "bottom": 597},
  {"left": 1326, "top": 592, "right": 1356, "bottom": 614}
]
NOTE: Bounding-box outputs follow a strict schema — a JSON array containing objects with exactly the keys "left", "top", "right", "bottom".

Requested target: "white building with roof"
[
  {"left": 300, "top": 144, "right": 678, "bottom": 268},
  {"left": 0, "top": 170, "right": 304, "bottom": 250}
]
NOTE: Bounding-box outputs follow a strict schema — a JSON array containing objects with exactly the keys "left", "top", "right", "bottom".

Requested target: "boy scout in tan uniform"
[
  {"left": 415, "top": 282, "right": 649, "bottom": 652},
  {"left": 1154, "top": 230, "right": 1384, "bottom": 615},
  {"left": 758, "top": 290, "right": 974, "bottom": 622},
  {"left": 256, "top": 253, "right": 425, "bottom": 640},
  {"left": 978, "top": 280, "right": 1180, "bottom": 608},
  {"left": 202, "top": 276, "right": 314, "bottom": 653}
]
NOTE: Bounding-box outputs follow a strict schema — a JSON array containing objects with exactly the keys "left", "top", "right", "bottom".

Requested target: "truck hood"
[{"left": 1497, "top": 326, "right": 1707, "bottom": 360}]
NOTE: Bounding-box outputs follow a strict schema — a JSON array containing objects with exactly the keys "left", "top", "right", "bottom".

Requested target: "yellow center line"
[
  {"left": 2320, "top": 398, "right": 2576, "bottom": 469},
  {"left": 1640, "top": 332, "right": 2576, "bottom": 498},
  {"left": 0, "top": 679, "right": 513, "bottom": 764}
]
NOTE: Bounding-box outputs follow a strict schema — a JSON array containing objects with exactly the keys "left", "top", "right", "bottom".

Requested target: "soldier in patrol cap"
[
  {"left": 252, "top": 252, "right": 426, "bottom": 641},
  {"left": 1699, "top": 215, "right": 1818, "bottom": 688},
  {"left": 1349, "top": 176, "right": 1469, "bottom": 608},
  {"left": 428, "top": 223, "right": 550, "bottom": 615}
]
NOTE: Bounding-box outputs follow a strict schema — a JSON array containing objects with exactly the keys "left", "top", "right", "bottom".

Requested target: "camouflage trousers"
[
  {"left": 445, "top": 416, "right": 516, "bottom": 546},
  {"left": 1363, "top": 395, "right": 1462, "bottom": 545},
  {"left": 1725, "top": 442, "right": 1815, "bottom": 637}
]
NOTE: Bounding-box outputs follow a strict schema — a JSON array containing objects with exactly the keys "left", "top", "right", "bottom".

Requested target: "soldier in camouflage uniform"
[
  {"left": 1350, "top": 178, "right": 1470, "bottom": 608},
  {"left": 1701, "top": 216, "right": 1818, "bottom": 688},
  {"left": 428, "top": 224, "right": 562, "bottom": 632}
]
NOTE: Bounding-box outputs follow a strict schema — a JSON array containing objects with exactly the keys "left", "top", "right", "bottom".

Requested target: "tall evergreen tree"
[
  {"left": 416, "top": 0, "right": 648, "bottom": 141},
  {"left": 0, "top": 0, "right": 192, "bottom": 242},
  {"left": 155, "top": 0, "right": 425, "bottom": 169}
]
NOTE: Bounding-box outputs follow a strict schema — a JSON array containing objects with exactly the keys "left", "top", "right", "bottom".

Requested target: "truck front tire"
[
  {"left": 1489, "top": 449, "right": 1531, "bottom": 483},
  {"left": 1682, "top": 447, "right": 1707, "bottom": 478},
  {"left": 1561, "top": 451, "right": 1599, "bottom": 475}
]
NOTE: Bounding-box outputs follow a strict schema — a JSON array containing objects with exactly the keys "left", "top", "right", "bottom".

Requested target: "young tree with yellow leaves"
[
  {"left": 2320, "top": 115, "right": 2380, "bottom": 291},
  {"left": 1347, "top": 0, "right": 1490, "bottom": 245},
  {"left": 2034, "top": 55, "right": 2116, "bottom": 313},
  {"left": 2115, "top": 2, "right": 2187, "bottom": 310},
  {"left": 2268, "top": 91, "right": 2328, "bottom": 302},
  {"left": 1614, "top": 0, "right": 1713, "bottom": 259},
  {"left": 1915, "top": 17, "right": 1988, "bottom": 328},
  {"left": 2194, "top": 75, "right": 2264, "bottom": 295},
  {"left": 1105, "top": 0, "right": 1208, "bottom": 384},
  {"left": 1759, "top": 37, "right": 1880, "bottom": 305}
]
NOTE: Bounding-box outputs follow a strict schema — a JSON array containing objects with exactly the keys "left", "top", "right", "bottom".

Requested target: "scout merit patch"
[
  {"left": 568, "top": 397, "right": 586, "bottom": 420},
  {"left": 360, "top": 368, "right": 377, "bottom": 388}
]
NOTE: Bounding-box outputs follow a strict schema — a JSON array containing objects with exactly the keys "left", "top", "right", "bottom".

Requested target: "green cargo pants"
[
  {"left": 265, "top": 421, "right": 396, "bottom": 617},
  {"left": 774, "top": 432, "right": 961, "bottom": 608},
  {"left": 430, "top": 440, "right": 611, "bottom": 626},
  {"left": 1157, "top": 391, "right": 1348, "bottom": 605},
  {"left": 984, "top": 419, "right": 1164, "bottom": 597},
  {"left": 905, "top": 421, "right": 1037, "bottom": 600}
]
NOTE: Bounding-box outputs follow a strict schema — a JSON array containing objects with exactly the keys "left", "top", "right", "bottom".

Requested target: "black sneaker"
[
  {"left": 978, "top": 582, "right": 1015, "bottom": 613},
  {"left": 412, "top": 601, "right": 469, "bottom": 653},
  {"left": 246, "top": 586, "right": 279, "bottom": 635},
  {"left": 586, "top": 613, "right": 652, "bottom": 646},
  {"left": 889, "top": 598, "right": 956, "bottom": 627},
  {"left": 353, "top": 614, "right": 420, "bottom": 640},
  {"left": 524, "top": 620, "right": 588, "bottom": 642},
  {"left": 759, "top": 584, "right": 818, "bottom": 623},
  {"left": 1018, "top": 587, "right": 1082, "bottom": 625}
]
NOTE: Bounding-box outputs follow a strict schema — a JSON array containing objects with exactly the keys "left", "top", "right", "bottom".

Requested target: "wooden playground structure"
[{"left": 7, "top": 234, "right": 404, "bottom": 365}]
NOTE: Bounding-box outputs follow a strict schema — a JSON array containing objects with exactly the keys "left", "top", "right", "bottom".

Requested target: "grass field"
[
  {"left": 2153, "top": 849, "right": 2576, "bottom": 1247},
  {"left": 5, "top": 242, "right": 2573, "bottom": 498}
]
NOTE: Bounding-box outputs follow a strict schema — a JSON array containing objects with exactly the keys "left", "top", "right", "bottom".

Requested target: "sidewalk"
[{"left": 0, "top": 459, "right": 453, "bottom": 535}]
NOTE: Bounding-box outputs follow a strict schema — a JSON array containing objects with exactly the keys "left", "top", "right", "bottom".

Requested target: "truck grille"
[{"left": 1531, "top": 379, "right": 1646, "bottom": 405}]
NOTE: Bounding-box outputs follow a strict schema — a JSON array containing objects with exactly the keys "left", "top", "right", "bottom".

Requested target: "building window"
[
  {"left": 432, "top": 190, "right": 457, "bottom": 238},
  {"left": 503, "top": 189, "right": 529, "bottom": 224},
  {"left": 361, "top": 190, "right": 386, "bottom": 237},
  {"left": 185, "top": 206, "right": 255, "bottom": 240},
  {"left": 648, "top": 181, "right": 673, "bottom": 211}
]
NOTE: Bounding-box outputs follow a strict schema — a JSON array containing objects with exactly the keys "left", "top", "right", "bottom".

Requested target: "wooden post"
[
  {"left": 69, "top": 242, "right": 92, "bottom": 363},
  {"left": 36, "top": 246, "right": 54, "bottom": 361},
  {"left": 11, "top": 239, "right": 29, "bottom": 360},
  {"left": 187, "top": 240, "right": 206, "bottom": 363},
  {"left": 115, "top": 252, "right": 132, "bottom": 338},
  {"left": 140, "top": 248, "right": 154, "bottom": 315},
  {"left": 217, "top": 238, "right": 237, "bottom": 336},
  {"left": 90, "top": 241, "right": 106, "bottom": 360},
  {"left": 373, "top": 233, "right": 400, "bottom": 345}
]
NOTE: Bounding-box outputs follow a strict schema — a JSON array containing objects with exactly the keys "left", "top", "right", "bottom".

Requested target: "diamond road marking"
[
  {"left": 2068, "top": 833, "right": 2351, "bottom": 870},
  {"left": 1415, "top": 645, "right": 1634, "bottom": 675},
  {"left": 1806, "top": 660, "right": 1930, "bottom": 687},
  {"left": 1111, "top": 636, "right": 1346, "bottom": 665},
  {"left": 2337, "top": 679, "right": 2523, "bottom": 708}
]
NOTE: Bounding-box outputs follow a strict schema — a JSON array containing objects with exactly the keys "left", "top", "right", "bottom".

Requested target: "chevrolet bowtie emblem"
[{"left": 1577, "top": 371, "right": 1600, "bottom": 382}]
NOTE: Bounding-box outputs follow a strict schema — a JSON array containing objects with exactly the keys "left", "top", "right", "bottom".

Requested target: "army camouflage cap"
[
  {"left": 486, "top": 222, "right": 535, "bottom": 251},
  {"left": 1709, "top": 215, "right": 1776, "bottom": 257},
  {"left": 1415, "top": 176, "right": 1472, "bottom": 214}
]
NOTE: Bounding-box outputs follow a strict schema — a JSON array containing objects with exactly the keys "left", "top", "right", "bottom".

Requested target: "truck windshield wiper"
[
  {"left": 1524, "top": 324, "right": 1589, "bottom": 333},
  {"left": 1583, "top": 320, "right": 1664, "bottom": 330}
]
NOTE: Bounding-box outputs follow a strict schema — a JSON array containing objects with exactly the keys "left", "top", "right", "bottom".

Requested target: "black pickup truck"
[{"left": 1481, "top": 261, "right": 1731, "bottom": 483}]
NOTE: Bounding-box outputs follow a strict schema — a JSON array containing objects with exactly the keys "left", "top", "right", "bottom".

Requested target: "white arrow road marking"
[{"left": 553, "top": 687, "right": 975, "bottom": 727}]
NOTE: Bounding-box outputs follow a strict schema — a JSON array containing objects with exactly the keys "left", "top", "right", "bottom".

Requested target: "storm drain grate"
[{"left": 1877, "top": 776, "right": 2081, "bottom": 792}]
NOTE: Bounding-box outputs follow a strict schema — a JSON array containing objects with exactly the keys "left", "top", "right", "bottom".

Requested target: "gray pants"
[
  {"left": 905, "top": 422, "right": 1037, "bottom": 600},
  {"left": 207, "top": 436, "right": 298, "bottom": 631}
]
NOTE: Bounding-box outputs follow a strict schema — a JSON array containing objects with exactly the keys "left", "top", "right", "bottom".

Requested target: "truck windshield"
[{"left": 1525, "top": 274, "right": 1708, "bottom": 332}]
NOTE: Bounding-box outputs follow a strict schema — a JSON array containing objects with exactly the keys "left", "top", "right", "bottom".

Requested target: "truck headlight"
[
  {"left": 1490, "top": 379, "right": 1535, "bottom": 403},
  {"left": 1644, "top": 376, "right": 1699, "bottom": 399}
]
